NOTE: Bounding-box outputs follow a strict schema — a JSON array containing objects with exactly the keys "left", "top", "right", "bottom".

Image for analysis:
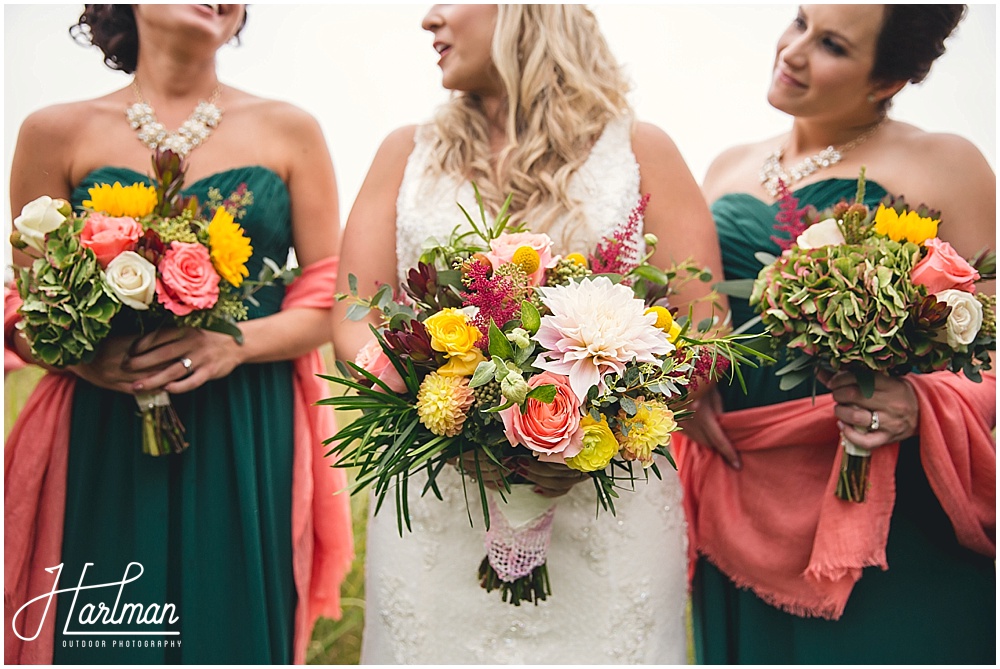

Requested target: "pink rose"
[
  {"left": 500, "top": 371, "right": 583, "bottom": 463},
  {"left": 355, "top": 339, "right": 407, "bottom": 393},
  {"left": 80, "top": 213, "right": 143, "bottom": 268},
  {"left": 485, "top": 232, "right": 557, "bottom": 286},
  {"left": 911, "top": 237, "right": 979, "bottom": 294},
  {"left": 156, "top": 242, "right": 220, "bottom": 316}
]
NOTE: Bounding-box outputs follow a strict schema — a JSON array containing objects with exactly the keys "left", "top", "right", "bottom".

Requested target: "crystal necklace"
[
  {"left": 759, "top": 118, "right": 885, "bottom": 199},
  {"left": 126, "top": 81, "right": 223, "bottom": 157}
]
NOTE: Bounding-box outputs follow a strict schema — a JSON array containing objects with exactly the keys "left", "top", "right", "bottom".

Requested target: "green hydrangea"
[{"left": 16, "top": 217, "right": 121, "bottom": 367}]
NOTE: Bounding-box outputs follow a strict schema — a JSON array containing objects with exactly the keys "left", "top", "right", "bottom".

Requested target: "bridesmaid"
[
  {"left": 677, "top": 4, "right": 995, "bottom": 664},
  {"left": 5, "top": 5, "right": 352, "bottom": 664}
]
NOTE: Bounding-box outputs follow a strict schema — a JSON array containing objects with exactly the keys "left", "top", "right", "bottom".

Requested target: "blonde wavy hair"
[{"left": 427, "top": 4, "right": 633, "bottom": 236}]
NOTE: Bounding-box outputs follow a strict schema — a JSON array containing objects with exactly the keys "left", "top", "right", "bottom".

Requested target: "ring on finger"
[
  {"left": 868, "top": 409, "right": 880, "bottom": 432},
  {"left": 178, "top": 357, "right": 194, "bottom": 377}
]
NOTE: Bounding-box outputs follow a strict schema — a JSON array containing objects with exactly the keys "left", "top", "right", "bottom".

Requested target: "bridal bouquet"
[
  {"left": 747, "top": 170, "right": 995, "bottom": 502},
  {"left": 11, "top": 149, "right": 294, "bottom": 456},
  {"left": 323, "top": 189, "right": 766, "bottom": 604}
]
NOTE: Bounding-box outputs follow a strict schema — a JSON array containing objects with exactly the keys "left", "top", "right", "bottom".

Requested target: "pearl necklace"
[
  {"left": 759, "top": 119, "right": 884, "bottom": 199},
  {"left": 126, "top": 81, "right": 223, "bottom": 157}
]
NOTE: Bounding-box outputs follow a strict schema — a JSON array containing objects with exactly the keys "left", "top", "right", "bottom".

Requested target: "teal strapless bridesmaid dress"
[
  {"left": 53, "top": 166, "right": 297, "bottom": 664},
  {"left": 693, "top": 179, "right": 995, "bottom": 664}
]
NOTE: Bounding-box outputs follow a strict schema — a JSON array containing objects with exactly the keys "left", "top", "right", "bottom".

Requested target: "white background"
[{"left": 3, "top": 3, "right": 996, "bottom": 264}]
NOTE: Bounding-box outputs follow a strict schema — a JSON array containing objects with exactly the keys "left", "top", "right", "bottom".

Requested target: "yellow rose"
[
  {"left": 565, "top": 414, "right": 620, "bottom": 472},
  {"left": 424, "top": 308, "right": 485, "bottom": 376}
]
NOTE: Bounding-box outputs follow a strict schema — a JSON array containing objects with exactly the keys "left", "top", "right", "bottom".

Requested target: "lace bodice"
[
  {"left": 395, "top": 115, "right": 642, "bottom": 278},
  {"left": 363, "top": 116, "right": 688, "bottom": 665}
]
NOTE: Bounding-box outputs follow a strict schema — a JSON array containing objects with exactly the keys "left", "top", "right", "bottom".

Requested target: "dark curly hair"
[
  {"left": 871, "top": 4, "right": 967, "bottom": 85},
  {"left": 69, "top": 5, "right": 248, "bottom": 75}
]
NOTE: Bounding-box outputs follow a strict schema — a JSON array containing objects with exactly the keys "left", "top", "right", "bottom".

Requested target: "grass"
[{"left": 4, "top": 358, "right": 695, "bottom": 665}]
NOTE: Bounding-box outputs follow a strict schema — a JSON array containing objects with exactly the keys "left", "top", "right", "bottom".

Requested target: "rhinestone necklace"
[
  {"left": 126, "top": 81, "right": 223, "bottom": 157},
  {"left": 759, "top": 118, "right": 885, "bottom": 199}
]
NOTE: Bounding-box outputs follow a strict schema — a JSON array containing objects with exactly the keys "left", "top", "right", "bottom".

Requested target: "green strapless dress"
[
  {"left": 693, "top": 179, "right": 995, "bottom": 664},
  {"left": 53, "top": 166, "right": 296, "bottom": 664}
]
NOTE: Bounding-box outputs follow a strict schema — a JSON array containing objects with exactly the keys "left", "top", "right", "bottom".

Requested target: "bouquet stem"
[
  {"left": 480, "top": 486, "right": 558, "bottom": 606},
  {"left": 135, "top": 391, "right": 188, "bottom": 456},
  {"left": 835, "top": 435, "right": 870, "bottom": 503}
]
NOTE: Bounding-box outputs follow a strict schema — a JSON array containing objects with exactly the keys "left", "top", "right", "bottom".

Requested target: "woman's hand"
[
  {"left": 66, "top": 334, "right": 159, "bottom": 393},
  {"left": 819, "top": 370, "right": 919, "bottom": 450},
  {"left": 455, "top": 451, "right": 587, "bottom": 498},
  {"left": 124, "top": 327, "right": 246, "bottom": 395},
  {"left": 679, "top": 388, "right": 742, "bottom": 470}
]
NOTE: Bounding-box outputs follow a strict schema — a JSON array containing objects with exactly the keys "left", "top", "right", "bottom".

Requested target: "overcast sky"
[{"left": 3, "top": 3, "right": 996, "bottom": 262}]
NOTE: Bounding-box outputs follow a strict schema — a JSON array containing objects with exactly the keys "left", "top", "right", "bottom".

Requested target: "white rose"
[
  {"left": 105, "top": 251, "right": 157, "bottom": 310},
  {"left": 14, "top": 196, "right": 69, "bottom": 253},
  {"left": 936, "top": 288, "right": 984, "bottom": 349},
  {"left": 795, "top": 218, "right": 845, "bottom": 250}
]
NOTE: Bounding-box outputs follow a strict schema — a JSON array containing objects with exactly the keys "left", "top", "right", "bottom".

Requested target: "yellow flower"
[
  {"left": 565, "top": 253, "right": 588, "bottom": 268},
  {"left": 645, "top": 306, "right": 683, "bottom": 345},
  {"left": 83, "top": 182, "right": 158, "bottom": 218},
  {"left": 615, "top": 399, "right": 677, "bottom": 468},
  {"left": 565, "top": 414, "right": 620, "bottom": 472},
  {"left": 416, "top": 372, "right": 475, "bottom": 437},
  {"left": 207, "top": 207, "right": 253, "bottom": 287},
  {"left": 873, "top": 204, "right": 939, "bottom": 245},
  {"left": 512, "top": 246, "right": 541, "bottom": 275},
  {"left": 425, "top": 309, "right": 481, "bottom": 354}
]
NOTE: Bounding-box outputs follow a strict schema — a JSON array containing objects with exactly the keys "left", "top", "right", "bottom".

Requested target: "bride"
[{"left": 333, "top": 5, "right": 725, "bottom": 663}]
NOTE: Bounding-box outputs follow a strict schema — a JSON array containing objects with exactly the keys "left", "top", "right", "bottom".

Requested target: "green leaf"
[
  {"left": 630, "top": 264, "right": 669, "bottom": 285},
  {"left": 346, "top": 303, "right": 371, "bottom": 321},
  {"left": 348, "top": 273, "right": 358, "bottom": 294},
  {"left": 714, "top": 278, "right": 756, "bottom": 300},
  {"left": 524, "top": 383, "right": 556, "bottom": 404},
  {"left": 520, "top": 300, "right": 541, "bottom": 334},
  {"left": 470, "top": 360, "right": 497, "bottom": 388},
  {"left": 488, "top": 320, "right": 514, "bottom": 359},
  {"left": 619, "top": 396, "right": 637, "bottom": 416},
  {"left": 201, "top": 318, "right": 244, "bottom": 344}
]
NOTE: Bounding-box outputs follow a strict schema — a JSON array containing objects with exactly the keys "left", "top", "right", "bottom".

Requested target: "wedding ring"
[
  {"left": 179, "top": 357, "right": 193, "bottom": 375},
  {"left": 868, "top": 410, "right": 880, "bottom": 432}
]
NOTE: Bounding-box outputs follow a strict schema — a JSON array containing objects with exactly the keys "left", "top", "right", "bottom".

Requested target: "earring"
[{"left": 867, "top": 93, "right": 877, "bottom": 103}]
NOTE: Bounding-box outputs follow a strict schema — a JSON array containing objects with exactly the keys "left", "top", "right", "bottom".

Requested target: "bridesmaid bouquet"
[
  {"left": 11, "top": 149, "right": 293, "bottom": 456},
  {"left": 323, "top": 188, "right": 766, "bottom": 605},
  {"left": 745, "top": 170, "right": 995, "bottom": 502}
]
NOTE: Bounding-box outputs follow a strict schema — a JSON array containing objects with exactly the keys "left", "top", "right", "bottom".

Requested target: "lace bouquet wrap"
[
  {"left": 740, "top": 170, "right": 995, "bottom": 502},
  {"left": 11, "top": 149, "right": 292, "bottom": 457},
  {"left": 322, "top": 188, "right": 768, "bottom": 604}
]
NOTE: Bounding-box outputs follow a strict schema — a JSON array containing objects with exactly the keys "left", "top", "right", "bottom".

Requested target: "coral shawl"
[
  {"left": 676, "top": 371, "right": 995, "bottom": 620},
  {"left": 3, "top": 257, "right": 353, "bottom": 665}
]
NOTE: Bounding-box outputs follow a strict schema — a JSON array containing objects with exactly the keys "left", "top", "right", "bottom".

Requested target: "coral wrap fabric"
[
  {"left": 676, "top": 371, "right": 995, "bottom": 620},
  {"left": 3, "top": 257, "right": 353, "bottom": 664}
]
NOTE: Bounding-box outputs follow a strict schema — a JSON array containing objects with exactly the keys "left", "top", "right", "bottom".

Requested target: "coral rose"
[
  {"left": 911, "top": 237, "right": 979, "bottom": 295},
  {"left": 500, "top": 371, "right": 583, "bottom": 463},
  {"left": 155, "top": 241, "right": 221, "bottom": 316},
  {"left": 79, "top": 212, "right": 143, "bottom": 268}
]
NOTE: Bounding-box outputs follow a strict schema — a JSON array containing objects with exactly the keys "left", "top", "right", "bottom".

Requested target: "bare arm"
[
  {"left": 633, "top": 121, "right": 729, "bottom": 331},
  {"left": 331, "top": 125, "right": 416, "bottom": 365}
]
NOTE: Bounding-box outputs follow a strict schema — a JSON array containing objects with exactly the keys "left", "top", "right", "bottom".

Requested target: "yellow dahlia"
[
  {"left": 416, "top": 372, "right": 475, "bottom": 437},
  {"left": 615, "top": 399, "right": 677, "bottom": 468},
  {"left": 207, "top": 207, "right": 253, "bottom": 287},
  {"left": 83, "top": 182, "right": 158, "bottom": 218},
  {"left": 873, "top": 204, "right": 939, "bottom": 245},
  {"left": 565, "top": 414, "right": 619, "bottom": 472}
]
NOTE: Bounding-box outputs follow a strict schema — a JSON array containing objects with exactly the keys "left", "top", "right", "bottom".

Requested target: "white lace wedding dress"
[{"left": 360, "top": 116, "right": 688, "bottom": 665}]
